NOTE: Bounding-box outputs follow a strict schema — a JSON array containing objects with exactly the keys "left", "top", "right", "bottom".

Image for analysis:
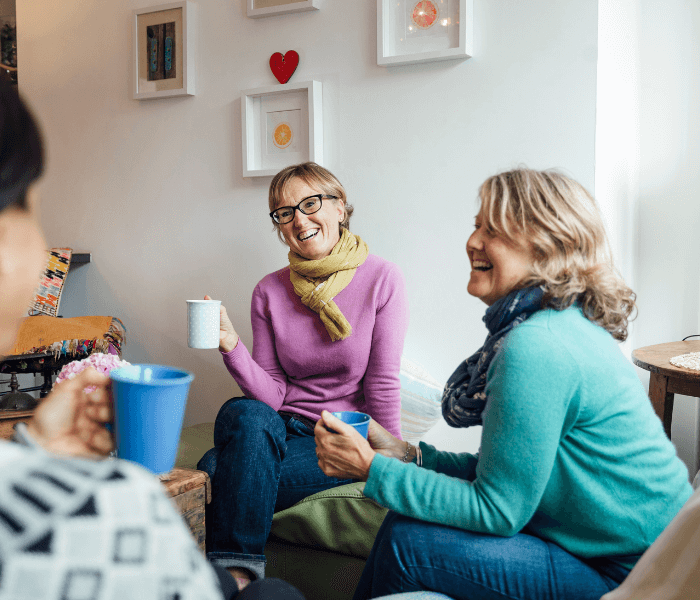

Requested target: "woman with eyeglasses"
[{"left": 199, "top": 162, "right": 409, "bottom": 589}]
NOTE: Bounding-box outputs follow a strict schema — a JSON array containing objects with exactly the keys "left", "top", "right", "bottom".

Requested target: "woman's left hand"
[{"left": 314, "top": 410, "right": 376, "bottom": 481}]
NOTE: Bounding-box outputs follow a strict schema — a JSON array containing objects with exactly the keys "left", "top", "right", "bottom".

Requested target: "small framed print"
[
  {"left": 241, "top": 81, "right": 323, "bottom": 178},
  {"left": 377, "top": 0, "right": 473, "bottom": 66},
  {"left": 132, "top": 1, "right": 196, "bottom": 100},
  {"left": 247, "top": 0, "right": 320, "bottom": 19}
]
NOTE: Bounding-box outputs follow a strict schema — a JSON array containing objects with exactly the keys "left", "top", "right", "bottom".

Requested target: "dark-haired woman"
[
  {"left": 315, "top": 168, "right": 692, "bottom": 600},
  {"left": 0, "top": 76, "right": 305, "bottom": 600},
  {"left": 199, "top": 162, "right": 408, "bottom": 587}
]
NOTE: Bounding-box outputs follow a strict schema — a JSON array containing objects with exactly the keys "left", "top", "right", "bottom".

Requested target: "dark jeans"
[
  {"left": 197, "top": 397, "right": 354, "bottom": 579},
  {"left": 353, "top": 511, "right": 636, "bottom": 600}
]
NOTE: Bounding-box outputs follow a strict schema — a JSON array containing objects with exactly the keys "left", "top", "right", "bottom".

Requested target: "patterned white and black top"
[{"left": 0, "top": 425, "right": 224, "bottom": 600}]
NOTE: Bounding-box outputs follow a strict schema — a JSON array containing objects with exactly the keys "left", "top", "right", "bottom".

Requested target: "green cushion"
[
  {"left": 270, "top": 481, "right": 388, "bottom": 559},
  {"left": 175, "top": 422, "right": 215, "bottom": 469},
  {"left": 177, "top": 424, "right": 388, "bottom": 559}
]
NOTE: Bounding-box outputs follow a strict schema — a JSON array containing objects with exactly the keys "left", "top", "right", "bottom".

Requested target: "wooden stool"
[
  {"left": 632, "top": 340, "right": 700, "bottom": 440},
  {"left": 161, "top": 467, "right": 211, "bottom": 552}
]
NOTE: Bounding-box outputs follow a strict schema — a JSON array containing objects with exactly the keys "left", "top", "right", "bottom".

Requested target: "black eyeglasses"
[{"left": 270, "top": 194, "right": 338, "bottom": 225}]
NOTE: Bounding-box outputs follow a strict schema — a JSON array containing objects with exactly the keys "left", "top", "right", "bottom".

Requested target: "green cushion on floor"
[
  {"left": 176, "top": 424, "right": 387, "bottom": 559},
  {"left": 176, "top": 422, "right": 215, "bottom": 469},
  {"left": 270, "top": 481, "right": 388, "bottom": 559}
]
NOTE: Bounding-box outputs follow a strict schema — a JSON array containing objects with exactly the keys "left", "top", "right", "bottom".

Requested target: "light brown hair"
[
  {"left": 268, "top": 162, "right": 354, "bottom": 244},
  {"left": 478, "top": 168, "right": 636, "bottom": 341}
]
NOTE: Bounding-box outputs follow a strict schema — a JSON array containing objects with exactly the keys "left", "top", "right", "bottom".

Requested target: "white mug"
[{"left": 187, "top": 300, "right": 221, "bottom": 349}]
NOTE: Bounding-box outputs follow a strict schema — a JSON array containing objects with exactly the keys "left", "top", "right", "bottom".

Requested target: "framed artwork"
[
  {"left": 132, "top": 1, "right": 196, "bottom": 100},
  {"left": 377, "top": 0, "right": 473, "bottom": 66},
  {"left": 247, "top": 0, "right": 320, "bottom": 19},
  {"left": 241, "top": 81, "right": 323, "bottom": 178}
]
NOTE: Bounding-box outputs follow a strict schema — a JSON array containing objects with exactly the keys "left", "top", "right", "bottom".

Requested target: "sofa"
[{"left": 175, "top": 357, "right": 445, "bottom": 600}]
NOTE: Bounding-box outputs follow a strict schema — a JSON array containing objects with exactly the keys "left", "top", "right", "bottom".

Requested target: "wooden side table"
[
  {"left": 632, "top": 340, "right": 700, "bottom": 440},
  {"left": 162, "top": 467, "right": 211, "bottom": 553},
  {"left": 0, "top": 410, "right": 34, "bottom": 440}
]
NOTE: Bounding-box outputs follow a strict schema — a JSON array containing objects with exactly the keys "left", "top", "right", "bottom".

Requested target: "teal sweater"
[{"left": 365, "top": 307, "right": 692, "bottom": 563}]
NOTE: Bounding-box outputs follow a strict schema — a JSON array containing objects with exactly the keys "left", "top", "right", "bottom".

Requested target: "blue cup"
[
  {"left": 330, "top": 411, "right": 371, "bottom": 439},
  {"left": 110, "top": 364, "right": 194, "bottom": 474}
]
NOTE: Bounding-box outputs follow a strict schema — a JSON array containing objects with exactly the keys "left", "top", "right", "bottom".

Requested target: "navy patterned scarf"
[{"left": 442, "top": 286, "right": 545, "bottom": 428}]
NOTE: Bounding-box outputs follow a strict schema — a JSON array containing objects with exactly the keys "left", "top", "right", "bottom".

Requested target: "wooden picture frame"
[
  {"left": 377, "top": 0, "right": 472, "bottom": 66},
  {"left": 247, "top": 0, "right": 320, "bottom": 19},
  {"left": 241, "top": 81, "right": 323, "bottom": 178},
  {"left": 132, "top": 1, "right": 196, "bottom": 100}
]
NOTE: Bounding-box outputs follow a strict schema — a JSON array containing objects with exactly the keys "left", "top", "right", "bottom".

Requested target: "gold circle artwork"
[
  {"left": 273, "top": 122, "right": 293, "bottom": 149},
  {"left": 411, "top": 0, "right": 439, "bottom": 29}
]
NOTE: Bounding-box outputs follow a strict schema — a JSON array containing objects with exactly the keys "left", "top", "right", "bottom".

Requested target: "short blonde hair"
[
  {"left": 478, "top": 168, "right": 636, "bottom": 341},
  {"left": 268, "top": 162, "right": 354, "bottom": 244}
]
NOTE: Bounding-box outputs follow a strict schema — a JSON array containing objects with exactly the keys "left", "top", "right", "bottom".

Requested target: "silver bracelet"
[
  {"left": 415, "top": 443, "right": 422, "bottom": 467},
  {"left": 401, "top": 442, "right": 412, "bottom": 463}
]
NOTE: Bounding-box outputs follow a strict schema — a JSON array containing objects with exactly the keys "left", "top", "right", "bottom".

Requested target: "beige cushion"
[
  {"left": 601, "top": 487, "right": 700, "bottom": 600},
  {"left": 399, "top": 356, "right": 443, "bottom": 444}
]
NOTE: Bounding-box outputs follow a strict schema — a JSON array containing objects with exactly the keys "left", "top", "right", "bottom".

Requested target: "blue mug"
[
  {"left": 330, "top": 411, "right": 371, "bottom": 439},
  {"left": 110, "top": 364, "right": 194, "bottom": 474}
]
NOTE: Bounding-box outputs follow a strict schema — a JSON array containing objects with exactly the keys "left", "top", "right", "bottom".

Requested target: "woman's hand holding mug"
[{"left": 204, "top": 294, "right": 239, "bottom": 352}]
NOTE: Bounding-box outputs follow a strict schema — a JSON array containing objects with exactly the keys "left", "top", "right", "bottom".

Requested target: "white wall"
[
  {"left": 595, "top": 0, "right": 640, "bottom": 350},
  {"left": 596, "top": 0, "right": 700, "bottom": 476},
  {"left": 16, "top": 0, "right": 598, "bottom": 453},
  {"left": 633, "top": 0, "right": 700, "bottom": 475}
]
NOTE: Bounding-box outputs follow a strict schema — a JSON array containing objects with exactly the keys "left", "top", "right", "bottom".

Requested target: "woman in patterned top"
[{"left": 0, "top": 75, "right": 303, "bottom": 600}]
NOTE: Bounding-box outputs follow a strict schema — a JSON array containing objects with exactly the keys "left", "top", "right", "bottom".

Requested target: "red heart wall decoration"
[{"left": 269, "top": 50, "right": 299, "bottom": 84}]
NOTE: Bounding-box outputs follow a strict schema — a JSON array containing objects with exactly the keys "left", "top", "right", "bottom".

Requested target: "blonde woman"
[
  {"left": 315, "top": 168, "right": 692, "bottom": 600},
  {"left": 199, "top": 163, "right": 408, "bottom": 588}
]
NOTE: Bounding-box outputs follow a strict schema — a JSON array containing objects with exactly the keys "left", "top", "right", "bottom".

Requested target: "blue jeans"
[
  {"left": 353, "top": 511, "right": 636, "bottom": 600},
  {"left": 197, "top": 397, "right": 354, "bottom": 579}
]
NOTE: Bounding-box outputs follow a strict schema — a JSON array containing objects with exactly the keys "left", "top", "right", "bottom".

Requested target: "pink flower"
[{"left": 54, "top": 353, "right": 131, "bottom": 393}]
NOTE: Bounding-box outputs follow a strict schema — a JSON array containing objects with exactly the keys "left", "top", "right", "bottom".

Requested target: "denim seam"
[{"left": 546, "top": 540, "right": 557, "bottom": 599}]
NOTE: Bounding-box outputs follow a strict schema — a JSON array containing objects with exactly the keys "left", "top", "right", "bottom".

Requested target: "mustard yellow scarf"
[{"left": 288, "top": 228, "right": 369, "bottom": 341}]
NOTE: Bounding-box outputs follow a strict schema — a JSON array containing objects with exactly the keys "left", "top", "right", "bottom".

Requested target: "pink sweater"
[{"left": 221, "top": 254, "right": 408, "bottom": 439}]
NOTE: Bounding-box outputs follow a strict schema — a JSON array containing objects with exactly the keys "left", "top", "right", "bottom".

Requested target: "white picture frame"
[
  {"left": 247, "top": 0, "right": 319, "bottom": 19},
  {"left": 377, "top": 0, "right": 472, "bottom": 66},
  {"left": 132, "top": 1, "right": 196, "bottom": 100},
  {"left": 241, "top": 80, "right": 323, "bottom": 178}
]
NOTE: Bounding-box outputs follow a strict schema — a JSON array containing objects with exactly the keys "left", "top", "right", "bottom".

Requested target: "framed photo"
[
  {"left": 247, "top": 0, "right": 319, "bottom": 19},
  {"left": 377, "top": 0, "right": 472, "bottom": 66},
  {"left": 241, "top": 81, "right": 323, "bottom": 178},
  {"left": 132, "top": 1, "right": 196, "bottom": 100}
]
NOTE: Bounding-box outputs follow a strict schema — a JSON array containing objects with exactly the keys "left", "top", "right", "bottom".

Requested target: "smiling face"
[
  {"left": 277, "top": 177, "right": 345, "bottom": 261},
  {"left": 466, "top": 209, "right": 535, "bottom": 306}
]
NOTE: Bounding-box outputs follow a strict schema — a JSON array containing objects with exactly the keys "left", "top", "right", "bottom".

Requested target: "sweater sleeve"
[
  {"left": 221, "top": 283, "right": 287, "bottom": 410},
  {"left": 363, "top": 323, "right": 580, "bottom": 536},
  {"left": 362, "top": 263, "right": 409, "bottom": 439}
]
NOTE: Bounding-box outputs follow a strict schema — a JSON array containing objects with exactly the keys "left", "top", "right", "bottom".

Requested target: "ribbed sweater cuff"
[
  {"left": 364, "top": 453, "right": 393, "bottom": 501},
  {"left": 220, "top": 338, "right": 248, "bottom": 364}
]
